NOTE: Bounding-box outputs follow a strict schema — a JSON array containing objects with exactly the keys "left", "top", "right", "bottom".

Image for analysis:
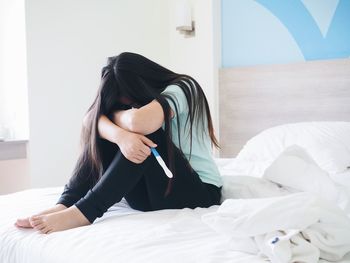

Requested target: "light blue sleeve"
[{"left": 161, "top": 84, "right": 189, "bottom": 117}]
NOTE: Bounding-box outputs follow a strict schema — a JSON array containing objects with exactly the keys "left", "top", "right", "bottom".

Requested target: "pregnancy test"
[{"left": 151, "top": 147, "right": 173, "bottom": 178}]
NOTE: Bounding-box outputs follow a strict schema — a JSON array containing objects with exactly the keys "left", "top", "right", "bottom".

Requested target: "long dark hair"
[{"left": 71, "top": 52, "right": 219, "bottom": 194}]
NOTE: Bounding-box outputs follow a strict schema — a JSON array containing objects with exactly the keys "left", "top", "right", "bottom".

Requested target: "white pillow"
[{"left": 236, "top": 122, "right": 350, "bottom": 175}]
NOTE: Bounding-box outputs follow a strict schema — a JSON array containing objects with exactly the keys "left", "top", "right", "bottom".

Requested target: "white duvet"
[
  {"left": 1, "top": 145, "right": 350, "bottom": 263},
  {"left": 212, "top": 145, "right": 350, "bottom": 262}
]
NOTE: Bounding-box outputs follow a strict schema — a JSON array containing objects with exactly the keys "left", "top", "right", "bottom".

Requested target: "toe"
[
  {"left": 42, "top": 227, "right": 53, "bottom": 234},
  {"left": 34, "top": 225, "right": 45, "bottom": 232},
  {"left": 34, "top": 223, "right": 46, "bottom": 231},
  {"left": 16, "top": 218, "right": 32, "bottom": 228},
  {"left": 32, "top": 219, "right": 46, "bottom": 230},
  {"left": 15, "top": 218, "right": 22, "bottom": 224},
  {"left": 29, "top": 216, "right": 44, "bottom": 227},
  {"left": 40, "top": 227, "right": 49, "bottom": 234},
  {"left": 30, "top": 219, "right": 42, "bottom": 227},
  {"left": 30, "top": 215, "right": 41, "bottom": 221}
]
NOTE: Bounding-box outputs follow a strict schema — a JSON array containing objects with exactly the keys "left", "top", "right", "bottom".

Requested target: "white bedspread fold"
[
  {"left": 206, "top": 145, "right": 350, "bottom": 263},
  {"left": 203, "top": 193, "right": 350, "bottom": 263}
]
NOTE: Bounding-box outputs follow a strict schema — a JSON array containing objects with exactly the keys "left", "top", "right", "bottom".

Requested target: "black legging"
[{"left": 57, "top": 128, "right": 221, "bottom": 223}]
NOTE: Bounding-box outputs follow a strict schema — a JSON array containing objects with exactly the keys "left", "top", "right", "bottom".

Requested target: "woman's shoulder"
[
  {"left": 161, "top": 84, "right": 187, "bottom": 101},
  {"left": 162, "top": 79, "right": 195, "bottom": 95},
  {"left": 161, "top": 84, "right": 188, "bottom": 114},
  {"left": 162, "top": 84, "right": 182, "bottom": 93}
]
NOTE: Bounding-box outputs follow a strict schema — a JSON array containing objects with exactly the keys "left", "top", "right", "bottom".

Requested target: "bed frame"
[{"left": 219, "top": 58, "right": 350, "bottom": 157}]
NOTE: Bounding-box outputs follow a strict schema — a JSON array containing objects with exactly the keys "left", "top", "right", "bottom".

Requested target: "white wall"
[{"left": 26, "top": 0, "right": 171, "bottom": 188}]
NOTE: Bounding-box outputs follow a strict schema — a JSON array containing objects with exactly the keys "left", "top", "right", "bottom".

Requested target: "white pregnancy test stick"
[{"left": 151, "top": 148, "right": 173, "bottom": 178}]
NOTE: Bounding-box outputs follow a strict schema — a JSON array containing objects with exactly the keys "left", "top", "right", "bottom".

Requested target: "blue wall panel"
[{"left": 222, "top": 0, "right": 350, "bottom": 67}]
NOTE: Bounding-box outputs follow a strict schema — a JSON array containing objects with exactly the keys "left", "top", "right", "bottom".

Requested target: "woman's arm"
[
  {"left": 83, "top": 111, "right": 126, "bottom": 145},
  {"left": 97, "top": 115, "right": 125, "bottom": 145},
  {"left": 82, "top": 109, "right": 157, "bottom": 163},
  {"left": 83, "top": 112, "right": 125, "bottom": 145},
  {"left": 113, "top": 100, "right": 171, "bottom": 135},
  {"left": 97, "top": 115, "right": 156, "bottom": 164}
]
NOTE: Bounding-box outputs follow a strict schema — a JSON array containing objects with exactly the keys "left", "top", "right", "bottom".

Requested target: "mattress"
[{"left": 0, "top": 186, "right": 265, "bottom": 263}]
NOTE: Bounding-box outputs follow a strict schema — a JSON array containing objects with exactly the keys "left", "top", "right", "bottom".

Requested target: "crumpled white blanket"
[{"left": 206, "top": 145, "right": 350, "bottom": 263}]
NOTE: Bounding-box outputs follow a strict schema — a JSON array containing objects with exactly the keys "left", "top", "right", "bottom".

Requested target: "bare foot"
[
  {"left": 29, "top": 205, "right": 90, "bottom": 234},
  {"left": 15, "top": 204, "right": 67, "bottom": 228},
  {"left": 15, "top": 218, "right": 34, "bottom": 228}
]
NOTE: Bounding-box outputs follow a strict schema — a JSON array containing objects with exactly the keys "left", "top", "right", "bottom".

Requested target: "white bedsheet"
[{"left": 0, "top": 187, "right": 266, "bottom": 263}]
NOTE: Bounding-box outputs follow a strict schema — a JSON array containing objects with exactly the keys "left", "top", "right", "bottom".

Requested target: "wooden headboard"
[{"left": 219, "top": 58, "right": 350, "bottom": 157}]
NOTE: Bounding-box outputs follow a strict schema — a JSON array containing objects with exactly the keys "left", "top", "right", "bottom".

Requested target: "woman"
[{"left": 15, "top": 52, "right": 223, "bottom": 234}]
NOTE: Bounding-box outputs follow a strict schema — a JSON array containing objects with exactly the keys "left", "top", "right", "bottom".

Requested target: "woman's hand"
[
  {"left": 97, "top": 113, "right": 157, "bottom": 163},
  {"left": 117, "top": 129, "right": 157, "bottom": 164}
]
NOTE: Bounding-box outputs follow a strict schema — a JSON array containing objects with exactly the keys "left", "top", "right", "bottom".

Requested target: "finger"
[
  {"left": 139, "top": 145, "right": 151, "bottom": 156},
  {"left": 135, "top": 155, "right": 145, "bottom": 163},
  {"left": 128, "top": 156, "right": 142, "bottom": 164},
  {"left": 129, "top": 148, "right": 147, "bottom": 158},
  {"left": 140, "top": 136, "right": 157, "bottom": 148},
  {"left": 135, "top": 154, "right": 147, "bottom": 164},
  {"left": 137, "top": 146, "right": 150, "bottom": 157},
  {"left": 135, "top": 152, "right": 147, "bottom": 160},
  {"left": 132, "top": 159, "right": 142, "bottom": 164}
]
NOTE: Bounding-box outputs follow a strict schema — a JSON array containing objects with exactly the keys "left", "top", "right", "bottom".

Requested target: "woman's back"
[{"left": 162, "top": 84, "right": 222, "bottom": 188}]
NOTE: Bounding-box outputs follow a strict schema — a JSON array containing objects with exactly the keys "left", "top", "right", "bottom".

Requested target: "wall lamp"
[{"left": 175, "top": 0, "right": 195, "bottom": 37}]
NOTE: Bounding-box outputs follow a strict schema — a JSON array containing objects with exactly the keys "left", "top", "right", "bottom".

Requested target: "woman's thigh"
[
  {"left": 142, "top": 130, "right": 221, "bottom": 210},
  {"left": 99, "top": 138, "right": 152, "bottom": 211},
  {"left": 124, "top": 177, "right": 152, "bottom": 211}
]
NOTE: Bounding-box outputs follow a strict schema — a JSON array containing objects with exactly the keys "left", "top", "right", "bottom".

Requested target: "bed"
[
  {"left": 1, "top": 58, "right": 350, "bottom": 263},
  {"left": 1, "top": 186, "right": 265, "bottom": 263}
]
